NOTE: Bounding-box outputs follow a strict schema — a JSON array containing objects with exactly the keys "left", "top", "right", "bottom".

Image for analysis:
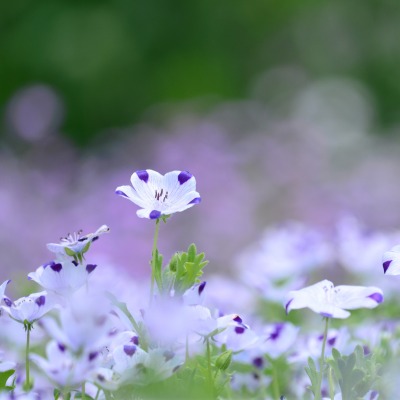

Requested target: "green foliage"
[
  {"left": 329, "top": 345, "right": 381, "bottom": 400},
  {"left": 305, "top": 357, "right": 320, "bottom": 397},
  {"left": 160, "top": 243, "right": 209, "bottom": 296},
  {"left": 0, "top": 370, "right": 14, "bottom": 392}
]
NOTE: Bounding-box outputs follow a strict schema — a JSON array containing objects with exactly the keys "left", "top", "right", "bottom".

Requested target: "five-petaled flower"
[
  {"left": 285, "top": 280, "right": 383, "bottom": 319},
  {"left": 382, "top": 245, "right": 400, "bottom": 275},
  {"left": 115, "top": 169, "right": 201, "bottom": 219}
]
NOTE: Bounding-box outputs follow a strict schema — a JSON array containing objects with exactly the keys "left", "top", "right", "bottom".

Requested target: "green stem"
[
  {"left": 81, "top": 382, "right": 86, "bottom": 399},
  {"left": 271, "top": 360, "right": 280, "bottom": 400},
  {"left": 315, "top": 317, "right": 330, "bottom": 400},
  {"left": 94, "top": 387, "right": 101, "bottom": 400},
  {"left": 206, "top": 338, "right": 214, "bottom": 396},
  {"left": 328, "top": 366, "right": 335, "bottom": 400},
  {"left": 25, "top": 324, "right": 31, "bottom": 391},
  {"left": 150, "top": 219, "right": 161, "bottom": 303}
]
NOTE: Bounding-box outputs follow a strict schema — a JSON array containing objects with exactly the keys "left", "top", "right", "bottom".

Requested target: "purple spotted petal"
[
  {"left": 328, "top": 336, "right": 336, "bottom": 346},
  {"left": 89, "top": 351, "right": 98, "bottom": 361},
  {"left": 43, "top": 261, "right": 55, "bottom": 269},
  {"left": 149, "top": 210, "right": 162, "bottom": 219},
  {"left": 58, "top": 343, "right": 66, "bottom": 352},
  {"left": 50, "top": 263, "right": 62, "bottom": 273},
  {"left": 3, "top": 297, "right": 12, "bottom": 307},
  {"left": 270, "top": 323, "right": 284, "bottom": 341},
  {"left": 285, "top": 299, "right": 293, "bottom": 314},
  {"left": 188, "top": 197, "right": 201, "bottom": 205},
  {"left": 383, "top": 260, "right": 392, "bottom": 274},
  {"left": 235, "top": 326, "right": 245, "bottom": 334},
  {"left": 368, "top": 292, "right": 383, "bottom": 303},
  {"left": 35, "top": 295, "right": 46, "bottom": 307},
  {"left": 136, "top": 170, "right": 149, "bottom": 183},
  {"left": 123, "top": 345, "right": 137, "bottom": 357},
  {"left": 198, "top": 281, "right": 206, "bottom": 295},
  {"left": 233, "top": 315, "right": 243, "bottom": 324},
  {"left": 130, "top": 336, "right": 139, "bottom": 345},
  {"left": 178, "top": 171, "right": 192, "bottom": 185},
  {"left": 115, "top": 190, "right": 128, "bottom": 198},
  {"left": 252, "top": 357, "right": 264, "bottom": 369},
  {"left": 320, "top": 312, "right": 333, "bottom": 318},
  {"left": 86, "top": 264, "right": 97, "bottom": 274}
]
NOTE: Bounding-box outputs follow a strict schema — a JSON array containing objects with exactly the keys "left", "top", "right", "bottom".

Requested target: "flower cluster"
[{"left": 0, "top": 168, "right": 396, "bottom": 400}]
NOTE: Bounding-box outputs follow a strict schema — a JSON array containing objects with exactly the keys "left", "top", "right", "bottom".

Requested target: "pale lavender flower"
[
  {"left": 285, "top": 280, "right": 383, "bottom": 319},
  {"left": 30, "top": 340, "right": 101, "bottom": 388},
  {"left": 116, "top": 169, "right": 201, "bottom": 219},
  {"left": 27, "top": 260, "right": 97, "bottom": 296},
  {"left": 337, "top": 216, "right": 397, "bottom": 273},
  {"left": 238, "top": 222, "right": 333, "bottom": 302},
  {"left": 112, "top": 346, "right": 182, "bottom": 386},
  {"left": 2, "top": 291, "right": 54, "bottom": 324},
  {"left": 46, "top": 225, "right": 110, "bottom": 260}
]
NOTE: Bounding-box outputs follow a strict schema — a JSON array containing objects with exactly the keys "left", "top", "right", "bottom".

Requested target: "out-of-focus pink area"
[{"left": 1, "top": 75, "right": 400, "bottom": 285}]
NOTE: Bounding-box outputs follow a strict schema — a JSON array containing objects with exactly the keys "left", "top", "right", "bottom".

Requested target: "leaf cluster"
[
  {"left": 158, "top": 243, "right": 209, "bottom": 296},
  {"left": 328, "top": 346, "right": 381, "bottom": 400}
]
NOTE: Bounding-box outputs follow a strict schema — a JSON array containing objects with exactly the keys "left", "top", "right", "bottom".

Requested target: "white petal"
[
  {"left": 334, "top": 285, "right": 383, "bottom": 310},
  {"left": 130, "top": 170, "right": 163, "bottom": 205},
  {"left": 116, "top": 185, "right": 149, "bottom": 209}
]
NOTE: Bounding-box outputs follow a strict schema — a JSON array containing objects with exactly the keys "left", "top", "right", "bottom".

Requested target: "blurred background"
[{"left": 2, "top": 0, "right": 400, "bottom": 291}]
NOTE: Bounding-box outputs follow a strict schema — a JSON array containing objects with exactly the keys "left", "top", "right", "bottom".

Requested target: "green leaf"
[
  {"left": 215, "top": 351, "right": 233, "bottom": 371},
  {"left": 0, "top": 370, "right": 14, "bottom": 390}
]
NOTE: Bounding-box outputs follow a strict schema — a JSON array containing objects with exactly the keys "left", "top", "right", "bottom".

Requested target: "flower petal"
[{"left": 334, "top": 285, "right": 383, "bottom": 310}]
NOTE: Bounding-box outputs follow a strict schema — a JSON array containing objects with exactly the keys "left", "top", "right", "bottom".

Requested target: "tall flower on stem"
[
  {"left": 285, "top": 280, "right": 383, "bottom": 400},
  {"left": 2, "top": 290, "right": 55, "bottom": 391},
  {"left": 116, "top": 169, "right": 201, "bottom": 299}
]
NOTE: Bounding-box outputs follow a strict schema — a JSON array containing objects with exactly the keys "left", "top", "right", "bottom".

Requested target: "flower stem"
[
  {"left": 315, "top": 317, "right": 329, "bottom": 400},
  {"left": 206, "top": 338, "right": 215, "bottom": 396},
  {"left": 24, "top": 323, "right": 32, "bottom": 391},
  {"left": 150, "top": 218, "right": 161, "bottom": 303},
  {"left": 271, "top": 360, "right": 280, "bottom": 400},
  {"left": 81, "top": 382, "right": 86, "bottom": 399}
]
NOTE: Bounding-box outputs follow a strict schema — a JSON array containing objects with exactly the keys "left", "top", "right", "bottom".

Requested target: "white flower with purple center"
[
  {"left": 27, "top": 260, "right": 97, "bottom": 296},
  {"left": 2, "top": 291, "right": 54, "bottom": 324},
  {"left": 382, "top": 244, "right": 400, "bottom": 275},
  {"left": 285, "top": 280, "right": 383, "bottom": 319},
  {"left": 115, "top": 169, "right": 201, "bottom": 219},
  {"left": 46, "top": 225, "right": 109, "bottom": 260}
]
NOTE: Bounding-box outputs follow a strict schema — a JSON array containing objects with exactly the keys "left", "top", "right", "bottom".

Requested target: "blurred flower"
[
  {"left": 2, "top": 292, "right": 54, "bottom": 324},
  {"left": 285, "top": 280, "right": 383, "bottom": 319},
  {"left": 46, "top": 225, "right": 110, "bottom": 262},
  {"left": 382, "top": 245, "right": 400, "bottom": 275},
  {"left": 27, "top": 260, "right": 97, "bottom": 297},
  {"left": 115, "top": 169, "right": 201, "bottom": 219}
]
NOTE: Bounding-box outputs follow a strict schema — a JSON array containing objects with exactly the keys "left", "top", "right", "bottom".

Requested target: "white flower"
[
  {"left": 382, "top": 244, "right": 400, "bottom": 275},
  {"left": 46, "top": 225, "right": 110, "bottom": 260},
  {"left": 27, "top": 260, "right": 97, "bottom": 296},
  {"left": 115, "top": 169, "right": 201, "bottom": 219},
  {"left": 31, "top": 340, "right": 101, "bottom": 388},
  {"left": 285, "top": 280, "right": 383, "bottom": 319},
  {"left": 2, "top": 291, "right": 54, "bottom": 324}
]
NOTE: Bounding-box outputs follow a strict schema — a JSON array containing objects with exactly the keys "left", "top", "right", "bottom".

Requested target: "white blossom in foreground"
[
  {"left": 115, "top": 169, "right": 201, "bottom": 219},
  {"left": 285, "top": 280, "right": 383, "bottom": 319},
  {"left": 46, "top": 225, "right": 110, "bottom": 260},
  {"left": 27, "top": 260, "right": 97, "bottom": 296},
  {"left": 382, "top": 245, "right": 400, "bottom": 275},
  {"left": 2, "top": 292, "right": 55, "bottom": 324}
]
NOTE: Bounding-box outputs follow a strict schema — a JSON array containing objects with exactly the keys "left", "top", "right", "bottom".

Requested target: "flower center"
[
  {"left": 60, "top": 230, "right": 83, "bottom": 245},
  {"left": 154, "top": 188, "right": 169, "bottom": 202}
]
